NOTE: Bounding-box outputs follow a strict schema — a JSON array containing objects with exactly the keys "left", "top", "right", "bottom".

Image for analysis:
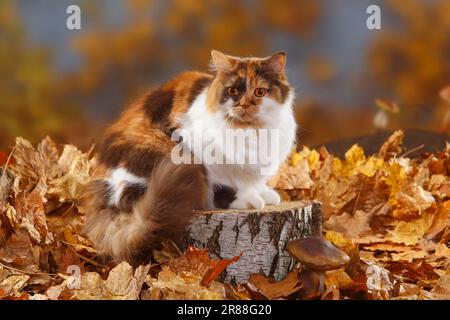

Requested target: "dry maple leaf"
[
  {"left": 59, "top": 245, "right": 85, "bottom": 275},
  {"left": 11, "top": 137, "right": 60, "bottom": 183},
  {"left": 0, "top": 273, "right": 30, "bottom": 298},
  {"left": 378, "top": 130, "right": 404, "bottom": 160},
  {"left": 146, "top": 266, "right": 226, "bottom": 300},
  {"left": 47, "top": 144, "right": 91, "bottom": 203},
  {"left": 426, "top": 200, "right": 450, "bottom": 240},
  {"left": 14, "top": 179, "right": 51, "bottom": 244},
  {"left": 388, "top": 212, "right": 434, "bottom": 246},
  {"left": 246, "top": 271, "right": 302, "bottom": 300},
  {"left": 73, "top": 262, "right": 150, "bottom": 300},
  {"left": 201, "top": 253, "right": 241, "bottom": 287},
  {"left": 167, "top": 246, "right": 241, "bottom": 286},
  {"left": 324, "top": 210, "right": 373, "bottom": 238},
  {"left": 360, "top": 259, "right": 398, "bottom": 300},
  {"left": 384, "top": 260, "right": 440, "bottom": 283},
  {"left": 0, "top": 228, "right": 39, "bottom": 271},
  {"left": 324, "top": 269, "right": 355, "bottom": 291}
]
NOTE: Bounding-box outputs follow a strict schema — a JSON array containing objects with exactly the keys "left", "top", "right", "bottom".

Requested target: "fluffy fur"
[{"left": 82, "top": 51, "right": 297, "bottom": 265}]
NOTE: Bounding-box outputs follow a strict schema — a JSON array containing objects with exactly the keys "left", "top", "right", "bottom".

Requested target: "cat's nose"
[{"left": 241, "top": 104, "right": 250, "bottom": 109}]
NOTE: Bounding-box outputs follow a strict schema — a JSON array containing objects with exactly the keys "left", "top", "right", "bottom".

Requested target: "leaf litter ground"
[{"left": 0, "top": 130, "right": 448, "bottom": 300}]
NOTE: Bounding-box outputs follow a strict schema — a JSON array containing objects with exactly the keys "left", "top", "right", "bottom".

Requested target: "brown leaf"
[
  {"left": 11, "top": 137, "right": 60, "bottom": 183},
  {"left": 0, "top": 274, "right": 30, "bottom": 297},
  {"left": 167, "top": 246, "right": 240, "bottom": 286},
  {"left": 361, "top": 259, "right": 398, "bottom": 300},
  {"left": 0, "top": 228, "right": 39, "bottom": 271},
  {"left": 146, "top": 266, "right": 226, "bottom": 300},
  {"left": 324, "top": 269, "right": 355, "bottom": 290},
  {"left": 201, "top": 253, "right": 242, "bottom": 287},
  {"left": 384, "top": 260, "right": 440, "bottom": 282},
  {"left": 426, "top": 200, "right": 450, "bottom": 240},
  {"left": 324, "top": 210, "right": 373, "bottom": 238},
  {"left": 73, "top": 262, "right": 150, "bottom": 300},
  {"left": 59, "top": 245, "right": 85, "bottom": 275},
  {"left": 14, "top": 179, "right": 49, "bottom": 243},
  {"left": 378, "top": 130, "right": 404, "bottom": 160},
  {"left": 247, "top": 271, "right": 302, "bottom": 300},
  {"left": 47, "top": 145, "right": 91, "bottom": 202}
]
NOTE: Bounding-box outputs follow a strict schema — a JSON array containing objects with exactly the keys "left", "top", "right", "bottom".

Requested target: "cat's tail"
[{"left": 83, "top": 158, "right": 208, "bottom": 265}]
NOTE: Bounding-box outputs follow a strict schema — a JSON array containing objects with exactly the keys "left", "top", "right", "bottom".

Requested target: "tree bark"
[{"left": 184, "top": 201, "right": 322, "bottom": 284}]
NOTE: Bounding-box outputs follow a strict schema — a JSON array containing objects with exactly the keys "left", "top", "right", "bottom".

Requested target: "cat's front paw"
[
  {"left": 261, "top": 188, "right": 281, "bottom": 206},
  {"left": 230, "top": 192, "right": 265, "bottom": 210}
]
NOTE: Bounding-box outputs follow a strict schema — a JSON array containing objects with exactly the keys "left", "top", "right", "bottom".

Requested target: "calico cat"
[{"left": 82, "top": 51, "right": 297, "bottom": 265}]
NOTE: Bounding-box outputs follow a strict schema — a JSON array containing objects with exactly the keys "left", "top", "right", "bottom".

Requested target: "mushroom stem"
[
  {"left": 296, "top": 269, "right": 325, "bottom": 299},
  {"left": 373, "top": 109, "right": 388, "bottom": 131}
]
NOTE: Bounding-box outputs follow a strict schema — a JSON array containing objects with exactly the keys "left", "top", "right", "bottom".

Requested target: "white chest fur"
[{"left": 177, "top": 90, "right": 297, "bottom": 201}]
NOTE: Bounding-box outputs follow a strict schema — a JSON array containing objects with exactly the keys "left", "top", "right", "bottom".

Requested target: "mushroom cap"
[
  {"left": 286, "top": 237, "right": 350, "bottom": 272},
  {"left": 375, "top": 98, "right": 400, "bottom": 113}
]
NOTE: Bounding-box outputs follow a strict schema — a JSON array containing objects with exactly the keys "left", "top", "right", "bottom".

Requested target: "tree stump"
[{"left": 184, "top": 201, "right": 322, "bottom": 284}]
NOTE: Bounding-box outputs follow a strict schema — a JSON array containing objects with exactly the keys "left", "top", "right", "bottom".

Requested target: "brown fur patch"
[{"left": 83, "top": 158, "right": 208, "bottom": 265}]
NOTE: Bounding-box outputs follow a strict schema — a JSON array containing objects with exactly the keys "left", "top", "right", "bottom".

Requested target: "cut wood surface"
[{"left": 184, "top": 201, "right": 322, "bottom": 284}]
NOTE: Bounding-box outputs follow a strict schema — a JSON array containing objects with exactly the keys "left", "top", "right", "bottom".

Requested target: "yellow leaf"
[
  {"left": 359, "top": 156, "right": 384, "bottom": 177},
  {"left": 345, "top": 144, "right": 366, "bottom": 169},
  {"left": 325, "top": 269, "right": 354, "bottom": 290},
  {"left": 389, "top": 212, "right": 434, "bottom": 246},
  {"left": 383, "top": 161, "right": 407, "bottom": 205}
]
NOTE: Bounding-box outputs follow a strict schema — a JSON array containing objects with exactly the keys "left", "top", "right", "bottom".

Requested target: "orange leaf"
[
  {"left": 168, "top": 246, "right": 241, "bottom": 287},
  {"left": 201, "top": 253, "right": 242, "bottom": 287},
  {"left": 246, "top": 271, "right": 303, "bottom": 300},
  {"left": 59, "top": 245, "right": 85, "bottom": 274}
]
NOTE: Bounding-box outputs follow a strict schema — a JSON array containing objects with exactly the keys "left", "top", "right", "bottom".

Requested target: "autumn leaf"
[
  {"left": 73, "top": 262, "right": 150, "bottom": 300},
  {"left": 47, "top": 144, "right": 90, "bottom": 202},
  {"left": 167, "top": 246, "right": 241, "bottom": 286},
  {"left": 146, "top": 266, "right": 226, "bottom": 300},
  {"left": 247, "top": 271, "right": 303, "bottom": 300},
  {"left": 201, "top": 253, "right": 242, "bottom": 287},
  {"left": 59, "top": 245, "right": 85, "bottom": 275},
  {"left": 378, "top": 130, "right": 404, "bottom": 160},
  {"left": 324, "top": 269, "right": 355, "bottom": 291},
  {"left": 11, "top": 136, "right": 60, "bottom": 183},
  {"left": 388, "top": 212, "right": 434, "bottom": 246},
  {"left": 324, "top": 210, "right": 373, "bottom": 238}
]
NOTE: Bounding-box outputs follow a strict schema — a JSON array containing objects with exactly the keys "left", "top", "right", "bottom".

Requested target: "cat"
[{"left": 82, "top": 50, "right": 297, "bottom": 265}]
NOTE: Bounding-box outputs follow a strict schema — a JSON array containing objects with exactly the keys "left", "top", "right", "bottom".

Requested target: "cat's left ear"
[{"left": 265, "top": 52, "right": 286, "bottom": 74}]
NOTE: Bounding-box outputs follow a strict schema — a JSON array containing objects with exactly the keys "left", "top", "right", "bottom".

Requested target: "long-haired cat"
[{"left": 82, "top": 51, "right": 297, "bottom": 265}]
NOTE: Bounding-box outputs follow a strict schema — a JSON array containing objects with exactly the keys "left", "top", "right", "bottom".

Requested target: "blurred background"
[{"left": 1, "top": 0, "right": 450, "bottom": 151}]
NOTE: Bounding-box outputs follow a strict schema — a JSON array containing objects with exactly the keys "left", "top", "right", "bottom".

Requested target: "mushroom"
[
  {"left": 373, "top": 98, "right": 400, "bottom": 131},
  {"left": 286, "top": 237, "right": 350, "bottom": 299},
  {"left": 286, "top": 237, "right": 350, "bottom": 271}
]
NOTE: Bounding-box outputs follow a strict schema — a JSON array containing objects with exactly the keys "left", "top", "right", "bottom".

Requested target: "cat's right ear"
[{"left": 211, "top": 50, "right": 235, "bottom": 72}]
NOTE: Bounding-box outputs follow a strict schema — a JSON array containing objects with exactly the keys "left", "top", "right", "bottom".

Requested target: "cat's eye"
[
  {"left": 254, "top": 88, "right": 267, "bottom": 97},
  {"left": 227, "top": 86, "right": 240, "bottom": 96}
]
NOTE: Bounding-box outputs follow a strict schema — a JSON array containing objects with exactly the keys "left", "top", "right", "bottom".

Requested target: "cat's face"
[{"left": 207, "top": 51, "right": 292, "bottom": 128}]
